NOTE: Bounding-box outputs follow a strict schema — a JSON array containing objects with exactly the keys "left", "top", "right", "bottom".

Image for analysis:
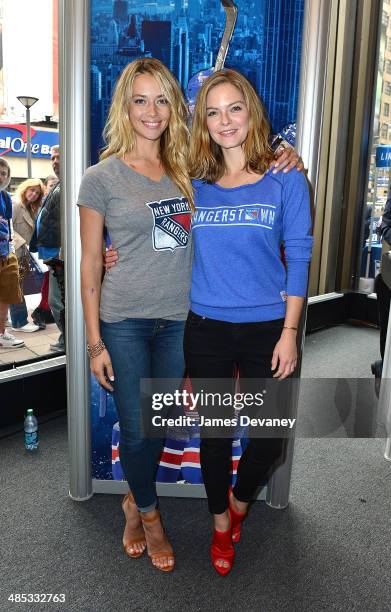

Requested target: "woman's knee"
[
  {"left": 120, "top": 434, "right": 147, "bottom": 455},
  {"left": 200, "top": 437, "right": 233, "bottom": 458}
]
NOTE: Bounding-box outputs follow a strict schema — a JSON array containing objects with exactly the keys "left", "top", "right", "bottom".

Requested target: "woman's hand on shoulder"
[
  {"left": 104, "top": 245, "right": 119, "bottom": 270},
  {"left": 90, "top": 348, "right": 115, "bottom": 392},
  {"left": 271, "top": 145, "right": 304, "bottom": 175},
  {"left": 271, "top": 329, "right": 298, "bottom": 379}
]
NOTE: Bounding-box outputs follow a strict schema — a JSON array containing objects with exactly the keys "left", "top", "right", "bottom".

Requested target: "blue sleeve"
[
  {"left": 0, "top": 191, "right": 12, "bottom": 220},
  {"left": 281, "top": 171, "right": 313, "bottom": 296}
]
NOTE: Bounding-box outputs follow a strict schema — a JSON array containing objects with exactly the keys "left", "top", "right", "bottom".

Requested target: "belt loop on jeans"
[{"left": 155, "top": 319, "right": 165, "bottom": 331}]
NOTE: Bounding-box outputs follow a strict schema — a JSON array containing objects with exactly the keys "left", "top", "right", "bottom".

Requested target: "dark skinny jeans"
[{"left": 184, "top": 311, "right": 285, "bottom": 514}]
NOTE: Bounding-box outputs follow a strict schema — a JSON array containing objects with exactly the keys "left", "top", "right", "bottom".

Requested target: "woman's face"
[
  {"left": 128, "top": 74, "right": 171, "bottom": 143},
  {"left": 25, "top": 186, "right": 41, "bottom": 203},
  {"left": 205, "top": 83, "right": 249, "bottom": 151}
]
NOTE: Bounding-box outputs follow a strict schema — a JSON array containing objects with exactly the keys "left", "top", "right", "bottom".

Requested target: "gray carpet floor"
[
  {"left": 298, "top": 324, "right": 383, "bottom": 438},
  {"left": 1, "top": 324, "right": 391, "bottom": 612},
  {"left": 302, "top": 323, "right": 380, "bottom": 379}
]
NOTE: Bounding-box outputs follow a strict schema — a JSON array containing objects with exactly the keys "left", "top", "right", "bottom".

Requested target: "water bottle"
[{"left": 24, "top": 409, "right": 39, "bottom": 451}]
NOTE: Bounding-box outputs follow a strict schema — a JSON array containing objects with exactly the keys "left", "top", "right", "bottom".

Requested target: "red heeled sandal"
[
  {"left": 210, "top": 526, "right": 235, "bottom": 576},
  {"left": 228, "top": 487, "right": 247, "bottom": 543}
]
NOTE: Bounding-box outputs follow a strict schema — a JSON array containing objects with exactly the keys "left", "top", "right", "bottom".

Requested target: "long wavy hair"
[
  {"left": 15, "top": 178, "right": 45, "bottom": 216},
  {"left": 100, "top": 58, "right": 193, "bottom": 208},
  {"left": 189, "top": 69, "right": 274, "bottom": 183}
]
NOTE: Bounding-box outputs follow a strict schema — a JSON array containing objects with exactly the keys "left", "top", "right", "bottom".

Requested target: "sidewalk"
[{"left": 0, "top": 294, "right": 63, "bottom": 365}]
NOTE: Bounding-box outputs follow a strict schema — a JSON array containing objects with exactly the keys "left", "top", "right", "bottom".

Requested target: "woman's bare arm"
[
  {"left": 272, "top": 295, "right": 304, "bottom": 379},
  {"left": 80, "top": 206, "right": 114, "bottom": 391}
]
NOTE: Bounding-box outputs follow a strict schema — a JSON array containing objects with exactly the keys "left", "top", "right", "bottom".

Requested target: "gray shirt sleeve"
[{"left": 77, "top": 167, "right": 107, "bottom": 216}]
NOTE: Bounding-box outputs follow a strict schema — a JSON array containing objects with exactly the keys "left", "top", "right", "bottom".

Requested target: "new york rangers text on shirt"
[
  {"left": 147, "top": 197, "right": 191, "bottom": 252},
  {"left": 192, "top": 203, "right": 276, "bottom": 229}
]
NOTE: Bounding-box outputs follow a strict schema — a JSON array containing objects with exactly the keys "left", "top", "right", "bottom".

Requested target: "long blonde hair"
[
  {"left": 15, "top": 178, "right": 45, "bottom": 215},
  {"left": 100, "top": 57, "right": 193, "bottom": 208},
  {"left": 189, "top": 69, "right": 274, "bottom": 183}
]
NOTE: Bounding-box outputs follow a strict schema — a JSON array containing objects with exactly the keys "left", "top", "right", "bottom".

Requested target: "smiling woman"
[
  {"left": 190, "top": 69, "right": 274, "bottom": 186},
  {"left": 77, "top": 57, "right": 193, "bottom": 573},
  {"left": 9, "top": 178, "right": 45, "bottom": 332},
  {"left": 99, "top": 59, "right": 192, "bottom": 204},
  {"left": 206, "top": 85, "right": 250, "bottom": 149},
  {"left": 186, "top": 69, "right": 313, "bottom": 575},
  {"left": 126, "top": 75, "right": 171, "bottom": 154}
]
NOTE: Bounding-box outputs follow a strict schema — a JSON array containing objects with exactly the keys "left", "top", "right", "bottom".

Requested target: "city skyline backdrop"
[
  {"left": 89, "top": 0, "right": 305, "bottom": 479},
  {"left": 90, "top": 0, "right": 305, "bottom": 162}
]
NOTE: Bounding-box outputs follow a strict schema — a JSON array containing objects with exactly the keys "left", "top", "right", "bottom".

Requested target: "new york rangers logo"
[{"left": 147, "top": 197, "right": 191, "bottom": 252}]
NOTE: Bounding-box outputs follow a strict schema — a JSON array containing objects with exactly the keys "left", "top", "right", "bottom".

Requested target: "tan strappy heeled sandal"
[
  {"left": 121, "top": 492, "right": 146, "bottom": 558},
  {"left": 140, "top": 509, "right": 175, "bottom": 572}
]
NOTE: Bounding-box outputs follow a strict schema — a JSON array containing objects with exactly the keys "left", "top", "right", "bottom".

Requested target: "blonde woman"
[
  {"left": 11, "top": 178, "right": 45, "bottom": 332},
  {"left": 77, "top": 58, "right": 193, "bottom": 572},
  {"left": 185, "top": 69, "right": 313, "bottom": 575}
]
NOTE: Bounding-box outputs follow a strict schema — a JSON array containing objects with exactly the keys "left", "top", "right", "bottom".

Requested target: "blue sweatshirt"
[{"left": 190, "top": 169, "right": 313, "bottom": 323}]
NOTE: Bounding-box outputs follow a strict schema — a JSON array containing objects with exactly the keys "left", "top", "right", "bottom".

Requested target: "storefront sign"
[
  {"left": 0, "top": 124, "right": 59, "bottom": 158},
  {"left": 376, "top": 145, "right": 391, "bottom": 168}
]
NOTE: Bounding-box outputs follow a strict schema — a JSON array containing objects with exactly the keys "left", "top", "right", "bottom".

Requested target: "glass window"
[
  {"left": 361, "top": 0, "right": 391, "bottom": 292},
  {"left": 0, "top": 2, "right": 60, "bottom": 370},
  {"left": 381, "top": 123, "right": 389, "bottom": 139}
]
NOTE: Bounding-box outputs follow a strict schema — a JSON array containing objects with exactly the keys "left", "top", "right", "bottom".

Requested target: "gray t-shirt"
[{"left": 77, "top": 156, "right": 192, "bottom": 323}]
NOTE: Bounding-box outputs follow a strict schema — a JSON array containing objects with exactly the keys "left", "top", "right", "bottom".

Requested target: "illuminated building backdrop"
[
  {"left": 90, "top": 0, "right": 305, "bottom": 162},
  {"left": 89, "top": 0, "right": 305, "bottom": 479}
]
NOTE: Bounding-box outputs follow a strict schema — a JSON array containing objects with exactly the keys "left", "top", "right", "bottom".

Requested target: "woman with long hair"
[
  {"left": 78, "top": 58, "right": 193, "bottom": 572},
  {"left": 185, "top": 69, "right": 313, "bottom": 575},
  {"left": 11, "top": 178, "right": 45, "bottom": 332}
]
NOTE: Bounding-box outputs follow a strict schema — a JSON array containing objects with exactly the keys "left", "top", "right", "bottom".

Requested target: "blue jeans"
[
  {"left": 48, "top": 269, "right": 64, "bottom": 346},
  {"left": 10, "top": 298, "right": 28, "bottom": 328},
  {"left": 101, "top": 318, "right": 185, "bottom": 512}
]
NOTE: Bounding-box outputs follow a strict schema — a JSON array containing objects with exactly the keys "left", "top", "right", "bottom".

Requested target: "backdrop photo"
[{"left": 89, "top": 0, "right": 305, "bottom": 485}]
